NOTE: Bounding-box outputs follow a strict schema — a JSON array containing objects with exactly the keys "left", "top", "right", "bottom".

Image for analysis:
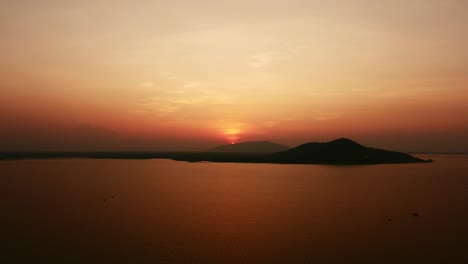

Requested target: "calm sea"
[{"left": 1, "top": 155, "right": 468, "bottom": 263}]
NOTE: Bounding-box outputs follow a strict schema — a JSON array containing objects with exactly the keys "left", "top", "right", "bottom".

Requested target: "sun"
[{"left": 224, "top": 128, "right": 241, "bottom": 144}]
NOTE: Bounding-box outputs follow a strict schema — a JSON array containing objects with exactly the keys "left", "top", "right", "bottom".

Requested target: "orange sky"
[{"left": 1, "top": 0, "right": 467, "bottom": 152}]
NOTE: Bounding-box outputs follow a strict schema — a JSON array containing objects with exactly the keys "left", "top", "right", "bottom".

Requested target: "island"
[
  {"left": 0, "top": 138, "right": 431, "bottom": 165},
  {"left": 171, "top": 138, "right": 430, "bottom": 164}
]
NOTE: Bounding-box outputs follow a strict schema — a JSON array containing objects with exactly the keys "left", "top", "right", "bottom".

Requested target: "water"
[{"left": 1, "top": 155, "right": 468, "bottom": 263}]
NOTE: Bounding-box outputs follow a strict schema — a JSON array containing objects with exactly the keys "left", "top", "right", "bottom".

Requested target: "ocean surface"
[{"left": 1, "top": 154, "right": 468, "bottom": 263}]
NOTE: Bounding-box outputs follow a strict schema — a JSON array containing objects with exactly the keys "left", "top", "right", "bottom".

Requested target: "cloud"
[
  {"left": 248, "top": 51, "right": 294, "bottom": 68},
  {"left": 183, "top": 81, "right": 203, "bottom": 89},
  {"left": 140, "top": 97, "right": 179, "bottom": 116},
  {"left": 140, "top": 82, "right": 154, "bottom": 88},
  {"left": 249, "top": 53, "right": 273, "bottom": 68},
  {"left": 159, "top": 71, "right": 177, "bottom": 80},
  {"left": 313, "top": 111, "right": 342, "bottom": 121},
  {"left": 136, "top": 86, "right": 230, "bottom": 117},
  {"left": 262, "top": 121, "right": 278, "bottom": 128}
]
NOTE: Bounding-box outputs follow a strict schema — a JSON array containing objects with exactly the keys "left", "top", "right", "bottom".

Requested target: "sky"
[{"left": 1, "top": 0, "right": 467, "bottom": 152}]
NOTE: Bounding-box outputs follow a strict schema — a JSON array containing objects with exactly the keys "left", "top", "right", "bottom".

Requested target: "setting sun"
[{"left": 224, "top": 128, "right": 241, "bottom": 144}]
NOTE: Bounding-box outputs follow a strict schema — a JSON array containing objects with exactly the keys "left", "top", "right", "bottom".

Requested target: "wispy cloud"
[
  {"left": 249, "top": 53, "right": 274, "bottom": 68},
  {"left": 159, "top": 71, "right": 177, "bottom": 80},
  {"left": 262, "top": 121, "right": 278, "bottom": 128},
  {"left": 140, "top": 97, "right": 179, "bottom": 116},
  {"left": 136, "top": 85, "right": 230, "bottom": 117},
  {"left": 183, "top": 81, "right": 203, "bottom": 89},
  {"left": 248, "top": 50, "right": 294, "bottom": 68},
  {"left": 313, "top": 111, "right": 343, "bottom": 121},
  {"left": 139, "top": 82, "right": 154, "bottom": 88}
]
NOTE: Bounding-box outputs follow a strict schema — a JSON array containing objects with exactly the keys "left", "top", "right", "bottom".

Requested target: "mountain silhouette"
[
  {"left": 0, "top": 138, "right": 431, "bottom": 164},
  {"left": 270, "top": 138, "right": 427, "bottom": 164},
  {"left": 207, "top": 141, "right": 290, "bottom": 153}
]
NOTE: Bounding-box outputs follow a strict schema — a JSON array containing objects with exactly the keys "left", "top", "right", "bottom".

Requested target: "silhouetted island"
[
  {"left": 269, "top": 138, "right": 428, "bottom": 164},
  {"left": 0, "top": 138, "right": 431, "bottom": 165},
  {"left": 207, "top": 141, "right": 290, "bottom": 153},
  {"left": 171, "top": 138, "right": 430, "bottom": 164}
]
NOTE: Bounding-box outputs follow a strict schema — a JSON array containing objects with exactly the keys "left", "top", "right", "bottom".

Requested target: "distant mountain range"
[{"left": 206, "top": 141, "right": 290, "bottom": 153}]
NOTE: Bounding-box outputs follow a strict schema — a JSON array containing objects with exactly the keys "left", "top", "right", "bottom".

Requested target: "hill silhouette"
[
  {"left": 207, "top": 141, "right": 290, "bottom": 153},
  {"left": 270, "top": 138, "right": 427, "bottom": 164},
  {"left": 0, "top": 138, "right": 431, "bottom": 164},
  {"left": 170, "top": 138, "right": 429, "bottom": 164}
]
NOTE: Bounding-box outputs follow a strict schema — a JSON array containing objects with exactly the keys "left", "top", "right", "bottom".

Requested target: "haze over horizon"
[{"left": 1, "top": 0, "right": 467, "bottom": 152}]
